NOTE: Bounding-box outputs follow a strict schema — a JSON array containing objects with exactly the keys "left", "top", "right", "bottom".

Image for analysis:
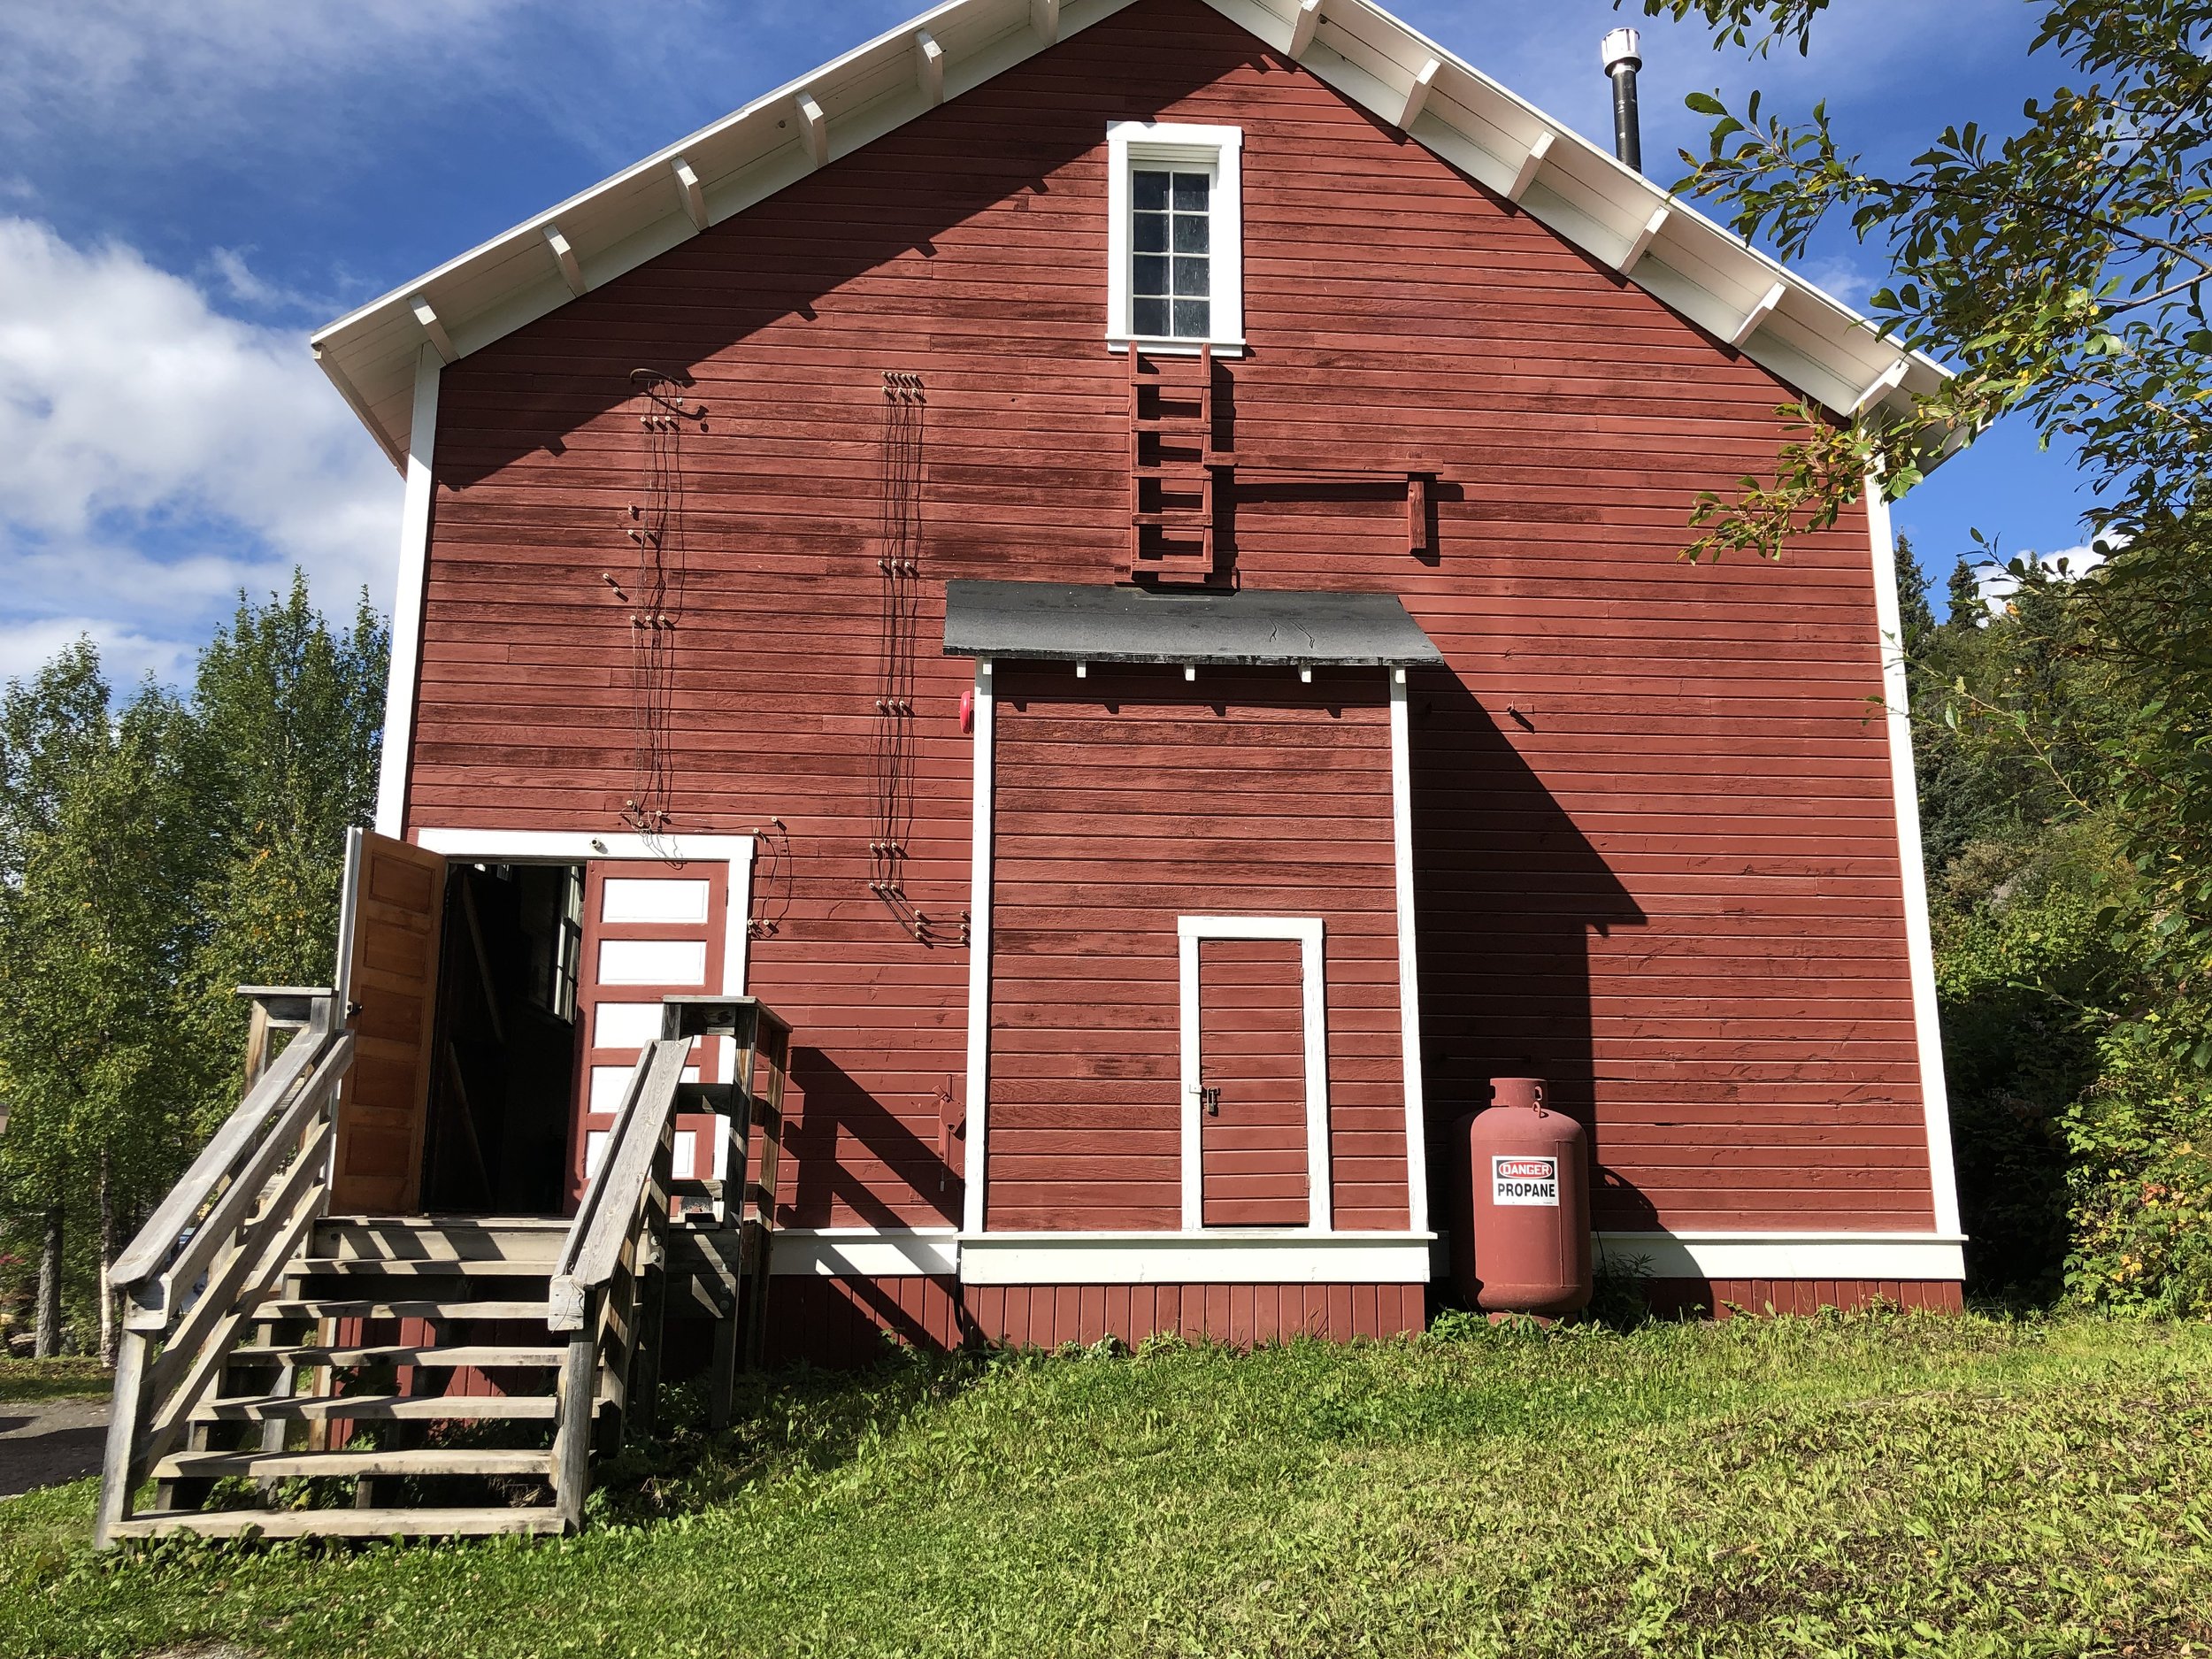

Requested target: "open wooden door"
[{"left": 329, "top": 828, "right": 447, "bottom": 1214}]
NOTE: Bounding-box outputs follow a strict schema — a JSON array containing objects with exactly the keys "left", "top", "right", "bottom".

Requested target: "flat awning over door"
[{"left": 941, "top": 580, "right": 1444, "bottom": 669}]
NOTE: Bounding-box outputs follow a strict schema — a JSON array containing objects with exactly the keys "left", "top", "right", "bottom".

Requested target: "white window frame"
[
  {"left": 1107, "top": 120, "right": 1246, "bottom": 357},
  {"left": 1178, "top": 915, "right": 1330, "bottom": 1233}
]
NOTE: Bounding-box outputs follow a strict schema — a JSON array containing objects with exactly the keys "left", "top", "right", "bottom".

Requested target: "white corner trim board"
[
  {"left": 1386, "top": 669, "right": 1429, "bottom": 1234},
  {"left": 959, "top": 1230, "right": 1436, "bottom": 1286},
  {"left": 1596, "top": 1231, "right": 1966, "bottom": 1283},
  {"left": 1864, "top": 482, "right": 1965, "bottom": 1239},
  {"left": 371, "top": 347, "right": 441, "bottom": 840},
  {"left": 962, "top": 657, "right": 995, "bottom": 1236},
  {"left": 411, "top": 828, "right": 756, "bottom": 1003},
  {"left": 772, "top": 1227, "right": 961, "bottom": 1278},
  {"left": 1178, "top": 915, "right": 1331, "bottom": 1232}
]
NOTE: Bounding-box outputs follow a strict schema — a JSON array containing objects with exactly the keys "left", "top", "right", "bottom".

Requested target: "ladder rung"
[{"left": 253, "top": 1299, "right": 550, "bottom": 1322}]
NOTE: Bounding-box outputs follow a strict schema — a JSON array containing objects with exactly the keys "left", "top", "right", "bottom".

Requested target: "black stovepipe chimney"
[{"left": 1601, "top": 27, "right": 1643, "bottom": 173}]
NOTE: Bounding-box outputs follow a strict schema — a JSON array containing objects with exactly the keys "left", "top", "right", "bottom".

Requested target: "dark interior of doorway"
[{"left": 420, "top": 863, "right": 583, "bottom": 1216}]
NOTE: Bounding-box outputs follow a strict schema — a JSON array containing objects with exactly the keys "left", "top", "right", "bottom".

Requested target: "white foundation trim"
[
  {"left": 1386, "top": 669, "right": 1429, "bottom": 1234},
  {"left": 1178, "top": 915, "right": 1330, "bottom": 1232},
  {"left": 962, "top": 658, "right": 995, "bottom": 1236},
  {"left": 1864, "top": 483, "right": 1964, "bottom": 1238},
  {"left": 959, "top": 1231, "right": 1433, "bottom": 1286},
  {"left": 1597, "top": 1230, "right": 1966, "bottom": 1283},
  {"left": 373, "top": 347, "right": 440, "bottom": 838},
  {"left": 771, "top": 1227, "right": 959, "bottom": 1278}
]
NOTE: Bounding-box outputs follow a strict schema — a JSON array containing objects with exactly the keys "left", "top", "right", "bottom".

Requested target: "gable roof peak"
[{"left": 313, "top": 0, "right": 1943, "bottom": 468}]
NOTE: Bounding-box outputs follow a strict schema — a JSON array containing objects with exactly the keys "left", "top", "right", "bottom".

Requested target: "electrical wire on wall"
[
  {"left": 749, "top": 818, "right": 792, "bottom": 940},
  {"left": 870, "top": 370, "right": 941, "bottom": 944},
  {"left": 620, "top": 368, "right": 705, "bottom": 857}
]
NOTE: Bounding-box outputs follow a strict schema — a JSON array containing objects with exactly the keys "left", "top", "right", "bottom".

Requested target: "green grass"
[
  {"left": 0, "top": 1357, "right": 111, "bottom": 1404},
  {"left": 3, "top": 1311, "right": 2209, "bottom": 1658}
]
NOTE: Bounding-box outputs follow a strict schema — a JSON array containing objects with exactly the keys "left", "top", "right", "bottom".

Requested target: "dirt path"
[{"left": 0, "top": 1396, "right": 109, "bottom": 1496}]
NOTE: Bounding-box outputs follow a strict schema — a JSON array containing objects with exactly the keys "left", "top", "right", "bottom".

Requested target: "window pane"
[
  {"left": 1171, "top": 256, "right": 1209, "bottom": 298},
  {"left": 1171, "top": 213, "right": 1210, "bottom": 254},
  {"left": 1133, "top": 211, "right": 1168, "bottom": 253},
  {"left": 1133, "top": 255, "right": 1169, "bottom": 297},
  {"left": 1133, "top": 296, "right": 1170, "bottom": 335},
  {"left": 1134, "top": 170, "right": 1171, "bottom": 211},
  {"left": 1172, "top": 172, "right": 1210, "bottom": 211},
  {"left": 1172, "top": 297, "right": 1210, "bottom": 337}
]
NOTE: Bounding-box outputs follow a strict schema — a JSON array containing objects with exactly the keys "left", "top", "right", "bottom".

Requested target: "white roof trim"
[{"left": 312, "top": 0, "right": 1947, "bottom": 470}]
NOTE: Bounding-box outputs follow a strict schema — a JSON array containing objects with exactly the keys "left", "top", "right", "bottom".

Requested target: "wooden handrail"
[
  {"left": 549, "top": 1038, "right": 690, "bottom": 1330},
  {"left": 96, "top": 992, "right": 355, "bottom": 1547},
  {"left": 111, "top": 994, "right": 338, "bottom": 1297}
]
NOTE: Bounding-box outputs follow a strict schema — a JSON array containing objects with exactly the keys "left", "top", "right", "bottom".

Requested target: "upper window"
[{"left": 1107, "top": 122, "right": 1244, "bottom": 354}]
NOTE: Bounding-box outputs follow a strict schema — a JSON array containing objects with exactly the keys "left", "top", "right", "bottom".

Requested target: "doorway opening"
[{"left": 419, "top": 862, "right": 585, "bottom": 1216}]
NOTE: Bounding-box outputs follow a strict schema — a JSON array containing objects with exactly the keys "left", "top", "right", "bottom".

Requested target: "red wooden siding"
[
  {"left": 409, "top": 0, "right": 1939, "bottom": 1246},
  {"left": 762, "top": 1275, "right": 1425, "bottom": 1363},
  {"left": 1647, "top": 1279, "right": 1965, "bottom": 1317},
  {"left": 1197, "top": 937, "right": 1310, "bottom": 1226},
  {"left": 987, "top": 664, "right": 1405, "bottom": 1230}
]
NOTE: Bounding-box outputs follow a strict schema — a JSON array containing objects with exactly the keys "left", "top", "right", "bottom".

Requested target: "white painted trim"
[
  {"left": 1287, "top": 0, "right": 1322, "bottom": 59},
  {"left": 771, "top": 1226, "right": 959, "bottom": 1277},
  {"left": 407, "top": 294, "right": 456, "bottom": 365},
  {"left": 1177, "top": 914, "right": 1330, "bottom": 1232},
  {"left": 962, "top": 657, "right": 995, "bottom": 1236},
  {"left": 1396, "top": 56, "right": 1439, "bottom": 130},
  {"left": 672, "top": 157, "right": 708, "bottom": 232},
  {"left": 1506, "top": 131, "right": 1551, "bottom": 204},
  {"left": 1732, "top": 280, "right": 1786, "bottom": 348},
  {"left": 1105, "top": 119, "right": 1244, "bottom": 352},
  {"left": 542, "top": 224, "right": 587, "bottom": 297},
  {"left": 411, "top": 827, "right": 756, "bottom": 1002},
  {"left": 1031, "top": 0, "right": 1062, "bottom": 44},
  {"left": 1865, "top": 485, "right": 1964, "bottom": 1238},
  {"left": 915, "top": 28, "right": 946, "bottom": 104},
  {"left": 1387, "top": 672, "right": 1429, "bottom": 1234},
  {"left": 959, "top": 1230, "right": 1433, "bottom": 1285},
  {"left": 1617, "top": 205, "right": 1668, "bottom": 274},
  {"left": 372, "top": 348, "right": 440, "bottom": 839},
  {"left": 1597, "top": 1230, "right": 1966, "bottom": 1283},
  {"left": 795, "top": 92, "right": 829, "bottom": 167}
]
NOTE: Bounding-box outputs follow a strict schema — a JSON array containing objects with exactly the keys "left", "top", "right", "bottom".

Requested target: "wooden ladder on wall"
[{"left": 1127, "top": 342, "right": 1227, "bottom": 585}]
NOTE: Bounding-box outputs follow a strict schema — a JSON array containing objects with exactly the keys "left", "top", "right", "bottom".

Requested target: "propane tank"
[{"left": 1449, "top": 1077, "right": 1592, "bottom": 1316}]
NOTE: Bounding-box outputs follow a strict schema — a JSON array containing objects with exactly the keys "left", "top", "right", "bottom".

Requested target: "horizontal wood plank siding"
[
  {"left": 988, "top": 665, "right": 1405, "bottom": 1230},
  {"left": 411, "top": 0, "right": 1940, "bottom": 1248}
]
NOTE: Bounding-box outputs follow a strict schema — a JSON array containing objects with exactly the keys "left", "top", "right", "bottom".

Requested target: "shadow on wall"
[
  {"left": 784, "top": 1044, "right": 963, "bottom": 1233},
  {"left": 1408, "top": 671, "right": 1653, "bottom": 1231}
]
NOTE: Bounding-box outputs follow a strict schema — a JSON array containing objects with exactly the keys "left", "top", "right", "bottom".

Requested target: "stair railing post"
[
  {"left": 92, "top": 1322, "right": 155, "bottom": 1548},
  {"left": 553, "top": 1283, "right": 599, "bottom": 1532}
]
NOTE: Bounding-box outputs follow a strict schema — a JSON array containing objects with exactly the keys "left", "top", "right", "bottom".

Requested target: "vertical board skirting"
[
  {"left": 374, "top": 346, "right": 441, "bottom": 839},
  {"left": 962, "top": 657, "right": 995, "bottom": 1235},
  {"left": 1864, "top": 485, "right": 1963, "bottom": 1237},
  {"left": 1386, "top": 668, "right": 1429, "bottom": 1233}
]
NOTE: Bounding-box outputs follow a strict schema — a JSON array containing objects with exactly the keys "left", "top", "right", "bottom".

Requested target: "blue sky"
[{"left": 0, "top": 0, "right": 2085, "bottom": 685}]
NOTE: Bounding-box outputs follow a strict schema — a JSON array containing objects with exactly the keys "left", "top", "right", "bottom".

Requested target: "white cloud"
[
  {"left": 0, "top": 217, "right": 399, "bottom": 686},
  {"left": 1972, "top": 542, "right": 2113, "bottom": 612}
]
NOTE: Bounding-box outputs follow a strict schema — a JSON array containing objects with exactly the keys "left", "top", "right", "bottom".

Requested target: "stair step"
[
  {"left": 229, "top": 1345, "right": 565, "bottom": 1369},
  {"left": 295, "top": 1256, "right": 551, "bottom": 1277},
  {"left": 109, "top": 1505, "right": 565, "bottom": 1541},
  {"left": 197, "top": 1392, "right": 557, "bottom": 1422},
  {"left": 253, "top": 1299, "right": 550, "bottom": 1323},
  {"left": 153, "top": 1447, "right": 554, "bottom": 1480}
]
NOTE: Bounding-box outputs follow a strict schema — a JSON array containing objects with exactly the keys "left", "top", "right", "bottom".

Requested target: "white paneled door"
[{"left": 567, "top": 861, "right": 730, "bottom": 1206}]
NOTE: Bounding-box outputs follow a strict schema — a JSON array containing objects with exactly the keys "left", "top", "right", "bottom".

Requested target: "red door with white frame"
[{"left": 566, "top": 861, "right": 733, "bottom": 1209}]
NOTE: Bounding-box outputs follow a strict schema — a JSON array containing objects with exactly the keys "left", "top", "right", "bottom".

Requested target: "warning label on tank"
[{"left": 1492, "top": 1156, "right": 1560, "bottom": 1206}]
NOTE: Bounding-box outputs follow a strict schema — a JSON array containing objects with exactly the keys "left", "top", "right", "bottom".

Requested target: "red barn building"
[{"left": 311, "top": 0, "right": 1963, "bottom": 1354}]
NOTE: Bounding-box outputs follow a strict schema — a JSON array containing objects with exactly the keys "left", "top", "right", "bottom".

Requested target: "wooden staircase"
[{"left": 96, "top": 995, "right": 788, "bottom": 1546}]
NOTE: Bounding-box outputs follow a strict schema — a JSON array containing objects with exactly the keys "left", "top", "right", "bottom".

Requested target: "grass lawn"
[
  {"left": 2, "top": 1310, "right": 2208, "bottom": 1658},
  {"left": 0, "top": 1357, "right": 112, "bottom": 1405}
]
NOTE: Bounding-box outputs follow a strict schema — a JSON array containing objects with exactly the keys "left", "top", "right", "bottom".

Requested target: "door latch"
[{"left": 1200, "top": 1086, "right": 1221, "bottom": 1116}]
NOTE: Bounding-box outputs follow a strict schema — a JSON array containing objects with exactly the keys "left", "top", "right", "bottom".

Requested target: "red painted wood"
[
  {"left": 403, "top": 0, "right": 1947, "bottom": 1250},
  {"left": 1198, "top": 936, "right": 1310, "bottom": 1226}
]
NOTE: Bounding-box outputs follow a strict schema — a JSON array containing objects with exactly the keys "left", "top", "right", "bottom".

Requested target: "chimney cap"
[{"left": 1601, "top": 27, "right": 1642, "bottom": 74}]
